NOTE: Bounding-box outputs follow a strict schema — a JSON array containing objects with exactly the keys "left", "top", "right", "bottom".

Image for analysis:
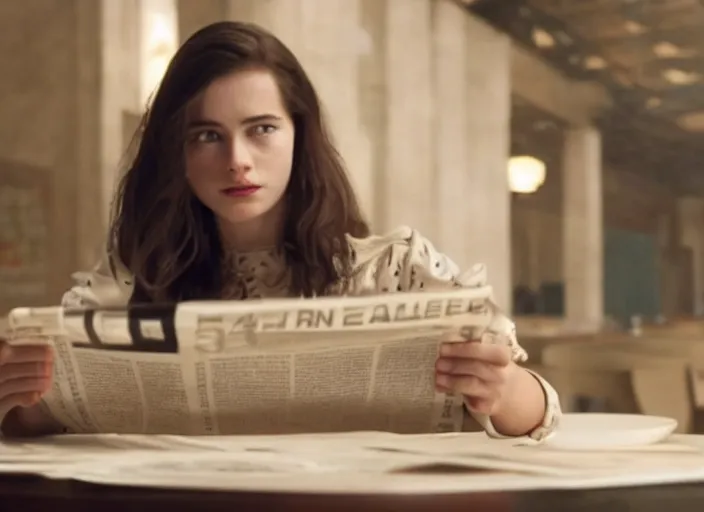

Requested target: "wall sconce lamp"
[{"left": 508, "top": 155, "right": 546, "bottom": 194}]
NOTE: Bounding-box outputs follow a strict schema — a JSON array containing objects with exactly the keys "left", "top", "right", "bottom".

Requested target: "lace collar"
[{"left": 220, "top": 247, "right": 289, "bottom": 299}]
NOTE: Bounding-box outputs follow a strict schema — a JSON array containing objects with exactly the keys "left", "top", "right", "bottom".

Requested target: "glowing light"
[
  {"left": 508, "top": 156, "right": 546, "bottom": 194},
  {"left": 140, "top": 0, "right": 178, "bottom": 106}
]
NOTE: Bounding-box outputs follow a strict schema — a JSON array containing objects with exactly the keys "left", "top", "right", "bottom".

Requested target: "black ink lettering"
[
  {"left": 128, "top": 304, "right": 178, "bottom": 352},
  {"left": 314, "top": 309, "right": 334, "bottom": 328},
  {"left": 424, "top": 299, "right": 442, "bottom": 319},
  {"left": 343, "top": 307, "right": 365, "bottom": 326},
  {"left": 71, "top": 304, "right": 178, "bottom": 353},
  {"left": 369, "top": 305, "right": 391, "bottom": 324},
  {"left": 445, "top": 299, "right": 465, "bottom": 317},
  {"left": 296, "top": 310, "right": 315, "bottom": 328},
  {"left": 262, "top": 312, "right": 287, "bottom": 330},
  {"left": 393, "top": 302, "right": 421, "bottom": 322},
  {"left": 231, "top": 313, "right": 258, "bottom": 332},
  {"left": 78, "top": 310, "right": 102, "bottom": 348}
]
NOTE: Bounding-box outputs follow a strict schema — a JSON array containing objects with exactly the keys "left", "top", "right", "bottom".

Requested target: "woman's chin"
[{"left": 214, "top": 206, "right": 271, "bottom": 227}]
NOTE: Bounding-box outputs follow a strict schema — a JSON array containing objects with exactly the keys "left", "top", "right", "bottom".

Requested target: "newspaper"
[{"left": 5, "top": 286, "right": 503, "bottom": 436}]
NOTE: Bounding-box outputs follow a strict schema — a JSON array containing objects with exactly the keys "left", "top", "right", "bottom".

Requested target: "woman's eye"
[
  {"left": 196, "top": 130, "right": 221, "bottom": 143},
  {"left": 252, "top": 124, "right": 277, "bottom": 137}
]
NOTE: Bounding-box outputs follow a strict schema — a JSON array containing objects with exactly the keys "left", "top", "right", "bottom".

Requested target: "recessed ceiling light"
[
  {"left": 584, "top": 55, "right": 607, "bottom": 70},
  {"left": 653, "top": 41, "right": 683, "bottom": 58},
  {"left": 532, "top": 28, "right": 555, "bottom": 48},
  {"left": 662, "top": 68, "right": 701, "bottom": 85},
  {"left": 677, "top": 111, "right": 704, "bottom": 132},
  {"left": 624, "top": 20, "right": 647, "bottom": 34}
]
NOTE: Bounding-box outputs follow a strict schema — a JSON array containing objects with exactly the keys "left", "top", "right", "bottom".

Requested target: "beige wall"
[{"left": 0, "top": 0, "right": 103, "bottom": 313}]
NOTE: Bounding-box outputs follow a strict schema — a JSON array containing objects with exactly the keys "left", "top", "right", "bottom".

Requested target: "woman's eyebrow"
[
  {"left": 186, "top": 119, "right": 222, "bottom": 129},
  {"left": 187, "top": 114, "right": 283, "bottom": 129},
  {"left": 241, "top": 114, "right": 283, "bottom": 124}
]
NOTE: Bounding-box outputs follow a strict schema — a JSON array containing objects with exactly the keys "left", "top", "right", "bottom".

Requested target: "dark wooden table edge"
[{"left": 3, "top": 474, "right": 704, "bottom": 512}]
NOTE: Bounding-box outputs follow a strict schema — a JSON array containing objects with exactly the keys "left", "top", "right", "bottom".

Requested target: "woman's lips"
[{"left": 221, "top": 186, "right": 261, "bottom": 197}]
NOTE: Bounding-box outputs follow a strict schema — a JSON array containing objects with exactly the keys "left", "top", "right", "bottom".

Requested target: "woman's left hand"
[{"left": 434, "top": 340, "right": 518, "bottom": 416}]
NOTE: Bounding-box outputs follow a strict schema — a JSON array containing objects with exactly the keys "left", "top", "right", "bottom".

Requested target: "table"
[{"left": 3, "top": 475, "right": 704, "bottom": 512}]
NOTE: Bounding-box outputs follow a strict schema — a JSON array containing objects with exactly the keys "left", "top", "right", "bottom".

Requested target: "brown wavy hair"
[{"left": 109, "top": 21, "right": 370, "bottom": 303}]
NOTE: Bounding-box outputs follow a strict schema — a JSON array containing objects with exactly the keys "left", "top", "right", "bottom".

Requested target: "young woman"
[{"left": 0, "top": 21, "right": 560, "bottom": 439}]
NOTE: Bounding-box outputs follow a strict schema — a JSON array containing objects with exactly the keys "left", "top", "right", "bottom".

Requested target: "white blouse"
[{"left": 62, "top": 225, "right": 561, "bottom": 441}]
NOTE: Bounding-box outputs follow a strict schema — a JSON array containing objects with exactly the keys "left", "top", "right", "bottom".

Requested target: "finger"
[
  {"left": 0, "top": 344, "right": 53, "bottom": 365},
  {"left": 2, "top": 337, "right": 52, "bottom": 348},
  {"left": 465, "top": 396, "right": 498, "bottom": 416},
  {"left": 435, "top": 358, "right": 502, "bottom": 382},
  {"left": 440, "top": 342, "right": 511, "bottom": 366},
  {"left": 0, "top": 337, "right": 51, "bottom": 349},
  {"left": 0, "top": 361, "right": 53, "bottom": 384},
  {"left": 0, "top": 392, "right": 41, "bottom": 419},
  {"left": 435, "top": 384, "right": 452, "bottom": 395},
  {"left": 435, "top": 374, "right": 493, "bottom": 398},
  {"left": 0, "top": 377, "right": 52, "bottom": 400}
]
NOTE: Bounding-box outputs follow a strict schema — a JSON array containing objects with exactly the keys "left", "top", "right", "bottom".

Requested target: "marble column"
[
  {"left": 76, "top": 0, "right": 107, "bottom": 269},
  {"left": 178, "top": 0, "right": 225, "bottom": 42},
  {"left": 225, "top": 0, "right": 374, "bottom": 220},
  {"left": 98, "top": 0, "right": 140, "bottom": 238},
  {"left": 433, "top": 2, "right": 513, "bottom": 310},
  {"left": 79, "top": 0, "right": 178, "bottom": 268},
  {"left": 95, "top": 0, "right": 176, "bottom": 251},
  {"left": 563, "top": 126, "right": 604, "bottom": 331},
  {"left": 358, "top": 0, "right": 386, "bottom": 232},
  {"left": 373, "top": 0, "right": 435, "bottom": 235}
]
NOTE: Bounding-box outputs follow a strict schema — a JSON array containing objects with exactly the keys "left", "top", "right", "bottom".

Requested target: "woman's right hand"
[{"left": 0, "top": 337, "right": 54, "bottom": 434}]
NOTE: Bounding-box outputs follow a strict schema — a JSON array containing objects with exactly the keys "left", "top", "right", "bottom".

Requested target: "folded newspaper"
[{"left": 5, "top": 285, "right": 505, "bottom": 436}]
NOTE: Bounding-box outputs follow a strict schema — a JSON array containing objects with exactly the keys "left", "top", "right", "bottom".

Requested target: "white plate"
[{"left": 543, "top": 413, "right": 677, "bottom": 451}]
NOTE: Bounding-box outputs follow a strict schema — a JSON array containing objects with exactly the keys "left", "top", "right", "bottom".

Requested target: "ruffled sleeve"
[
  {"left": 345, "top": 226, "right": 561, "bottom": 442},
  {"left": 61, "top": 251, "right": 134, "bottom": 309}
]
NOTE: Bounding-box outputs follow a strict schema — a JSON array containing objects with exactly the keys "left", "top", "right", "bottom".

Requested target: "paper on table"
[
  {"left": 4, "top": 431, "right": 704, "bottom": 495},
  {"left": 65, "top": 458, "right": 704, "bottom": 495},
  {"left": 0, "top": 431, "right": 588, "bottom": 478},
  {"left": 51, "top": 437, "right": 704, "bottom": 494}
]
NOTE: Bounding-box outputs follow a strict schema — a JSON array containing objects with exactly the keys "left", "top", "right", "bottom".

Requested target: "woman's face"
[{"left": 184, "top": 68, "right": 295, "bottom": 245}]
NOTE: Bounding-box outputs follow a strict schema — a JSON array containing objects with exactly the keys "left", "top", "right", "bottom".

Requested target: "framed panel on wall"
[
  {"left": 603, "top": 227, "right": 661, "bottom": 326},
  {"left": 0, "top": 163, "right": 55, "bottom": 316}
]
